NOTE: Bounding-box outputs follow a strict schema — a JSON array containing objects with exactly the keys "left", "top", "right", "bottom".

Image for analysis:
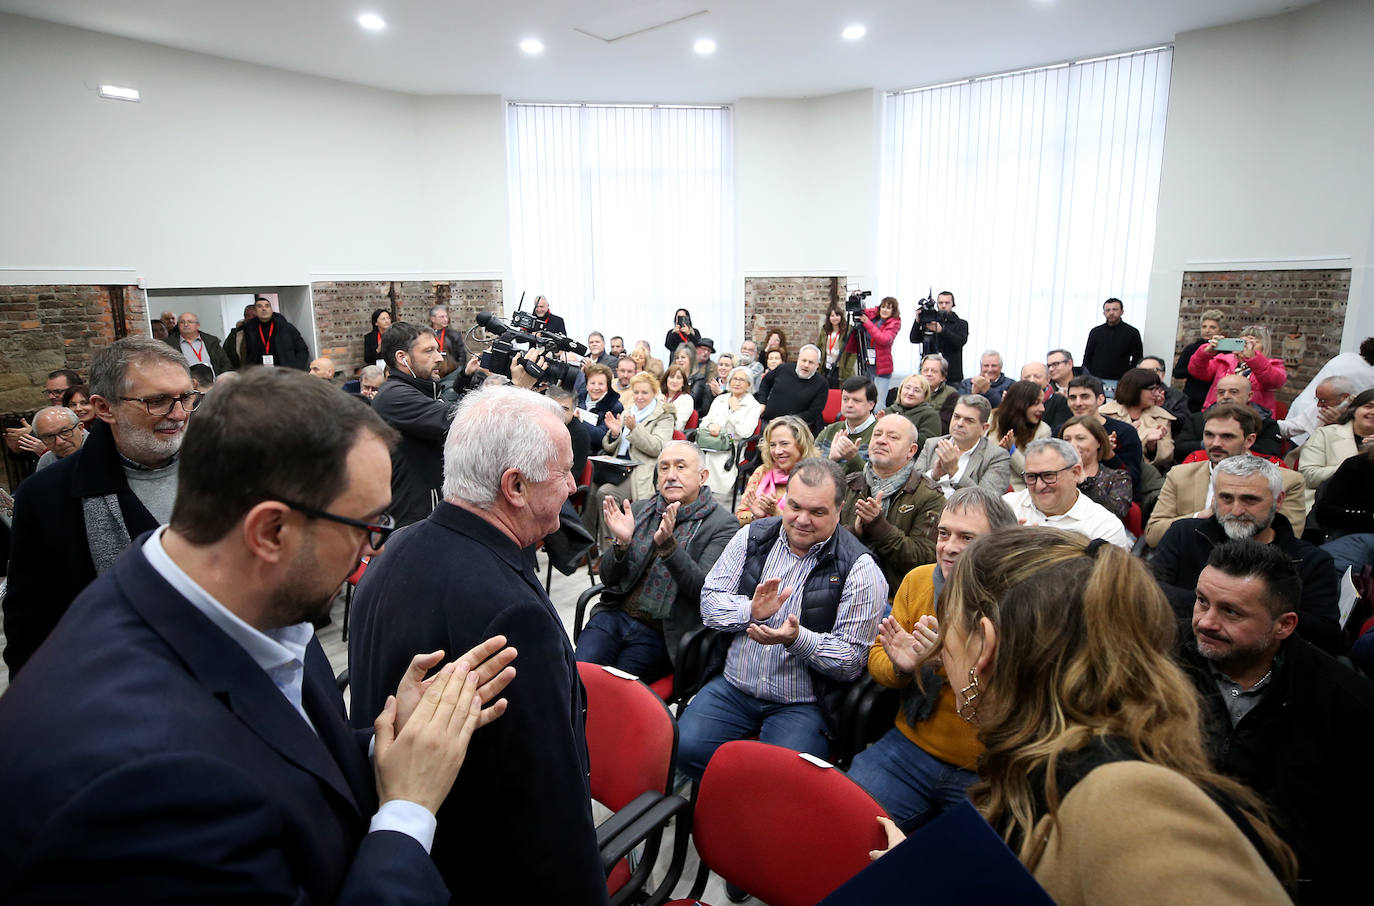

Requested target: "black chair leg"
[{"left": 342, "top": 583, "right": 352, "bottom": 642}]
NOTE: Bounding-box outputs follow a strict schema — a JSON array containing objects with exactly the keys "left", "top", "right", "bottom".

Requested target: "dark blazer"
[
  {"left": 348, "top": 503, "right": 609, "bottom": 905},
  {"left": 578, "top": 389, "right": 624, "bottom": 448},
  {"left": 2, "top": 420, "right": 158, "bottom": 676},
  {"left": 165, "top": 330, "right": 232, "bottom": 375},
  {"left": 909, "top": 311, "right": 969, "bottom": 383},
  {"left": 1151, "top": 514, "right": 1342, "bottom": 655},
  {"left": 0, "top": 540, "right": 447, "bottom": 904},
  {"left": 370, "top": 372, "right": 454, "bottom": 527},
  {"left": 243, "top": 313, "right": 311, "bottom": 370},
  {"left": 363, "top": 329, "right": 385, "bottom": 366}
]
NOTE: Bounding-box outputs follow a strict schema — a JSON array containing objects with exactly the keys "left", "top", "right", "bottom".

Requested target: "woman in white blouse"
[{"left": 699, "top": 366, "right": 763, "bottom": 497}]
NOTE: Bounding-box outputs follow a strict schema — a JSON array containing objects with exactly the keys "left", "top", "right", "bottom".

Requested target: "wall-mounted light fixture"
[{"left": 98, "top": 84, "right": 141, "bottom": 102}]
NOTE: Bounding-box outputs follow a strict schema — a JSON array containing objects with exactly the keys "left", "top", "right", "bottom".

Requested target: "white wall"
[
  {"left": 734, "top": 90, "right": 882, "bottom": 288},
  {"left": 0, "top": 14, "right": 508, "bottom": 290},
  {"left": 1147, "top": 0, "right": 1374, "bottom": 355}
]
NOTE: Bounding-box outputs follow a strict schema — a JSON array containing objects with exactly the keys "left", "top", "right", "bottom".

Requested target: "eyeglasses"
[
  {"left": 37, "top": 425, "right": 79, "bottom": 443},
  {"left": 119, "top": 391, "right": 204, "bottom": 416},
  {"left": 1024, "top": 465, "right": 1073, "bottom": 486},
  {"left": 44, "top": 389, "right": 66, "bottom": 399},
  {"left": 274, "top": 496, "right": 397, "bottom": 549},
  {"left": 1046, "top": 359, "right": 1069, "bottom": 368}
]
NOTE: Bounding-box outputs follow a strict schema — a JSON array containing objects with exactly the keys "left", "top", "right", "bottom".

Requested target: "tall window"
[
  {"left": 508, "top": 103, "right": 733, "bottom": 354},
  {"left": 879, "top": 47, "right": 1172, "bottom": 378}
]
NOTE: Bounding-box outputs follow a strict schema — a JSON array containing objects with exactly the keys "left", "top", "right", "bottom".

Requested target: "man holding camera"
[
  {"left": 371, "top": 323, "right": 454, "bottom": 528},
  {"left": 909, "top": 291, "right": 968, "bottom": 384}
]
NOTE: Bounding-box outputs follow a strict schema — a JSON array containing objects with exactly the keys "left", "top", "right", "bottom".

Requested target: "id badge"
[{"left": 262, "top": 355, "right": 275, "bottom": 367}]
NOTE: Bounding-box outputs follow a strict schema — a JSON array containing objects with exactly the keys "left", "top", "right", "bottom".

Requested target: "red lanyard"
[
  {"left": 186, "top": 338, "right": 205, "bottom": 362},
  {"left": 258, "top": 321, "right": 275, "bottom": 354},
  {"left": 375, "top": 330, "right": 383, "bottom": 350},
  {"left": 436, "top": 330, "right": 445, "bottom": 353}
]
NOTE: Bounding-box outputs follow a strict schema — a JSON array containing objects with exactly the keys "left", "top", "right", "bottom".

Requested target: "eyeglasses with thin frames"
[
  {"left": 119, "top": 391, "right": 204, "bottom": 417},
  {"left": 1024, "top": 465, "right": 1073, "bottom": 487},
  {"left": 273, "top": 496, "right": 396, "bottom": 550}
]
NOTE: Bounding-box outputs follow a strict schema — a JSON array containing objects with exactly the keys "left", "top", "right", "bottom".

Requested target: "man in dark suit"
[
  {"left": 348, "top": 385, "right": 610, "bottom": 905},
  {"left": 168, "top": 311, "right": 232, "bottom": 376},
  {"left": 0, "top": 368, "right": 514, "bottom": 903}
]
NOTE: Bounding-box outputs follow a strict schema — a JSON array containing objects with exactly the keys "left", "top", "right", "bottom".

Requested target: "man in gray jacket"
[
  {"left": 913, "top": 394, "right": 1012, "bottom": 497},
  {"left": 576, "top": 441, "right": 738, "bottom": 682}
]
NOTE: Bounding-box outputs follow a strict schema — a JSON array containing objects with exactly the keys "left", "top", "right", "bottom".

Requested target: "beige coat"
[
  {"left": 1023, "top": 761, "right": 1290, "bottom": 906},
  {"left": 1099, "top": 401, "right": 1176, "bottom": 468},
  {"left": 1298, "top": 421, "right": 1359, "bottom": 509},
  {"left": 601, "top": 399, "right": 675, "bottom": 500}
]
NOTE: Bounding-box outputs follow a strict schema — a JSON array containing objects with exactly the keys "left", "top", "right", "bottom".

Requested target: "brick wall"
[
  {"left": 0, "top": 284, "right": 145, "bottom": 415},
  {"left": 742, "top": 277, "right": 842, "bottom": 360},
  {"left": 311, "top": 280, "right": 504, "bottom": 376},
  {"left": 1173, "top": 270, "right": 1350, "bottom": 408}
]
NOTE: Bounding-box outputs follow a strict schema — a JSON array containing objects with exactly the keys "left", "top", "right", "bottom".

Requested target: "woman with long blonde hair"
[{"left": 874, "top": 527, "right": 1294, "bottom": 905}]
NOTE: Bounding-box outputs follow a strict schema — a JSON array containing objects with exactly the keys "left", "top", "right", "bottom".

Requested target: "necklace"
[{"left": 1231, "top": 664, "right": 1273, "bottom": 696}]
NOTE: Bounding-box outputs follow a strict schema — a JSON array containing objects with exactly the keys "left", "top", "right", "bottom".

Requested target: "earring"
[{"left": 957, "top": 668, "right": 980, "bottom": 723}]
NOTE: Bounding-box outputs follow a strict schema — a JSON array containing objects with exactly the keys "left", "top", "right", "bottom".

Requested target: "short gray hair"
[
  {"left": 944, "top": 486, "right": 1017, "bottom": 529},
  {"left": 789, "top": 457, "right": 846, "bottom": 507},
  {"left": 1319, "top": 375, "right": 1356, "bottom": 397},
  {"left": 1024, "top": 437, "right": 1079, "bottom": 468},
  {"left": 980, "top": 349, "right": 1003, "bottom": 364},
  {"left": 727, "top": 366, "right": 754, "bottom": 386},
  {"left": 429, "top": 304, "right": 448, "bottom": 319},
  {"left": 920, "top": 353, "right": 949, "bottom": 377},
  {"left": 660, "top": 439, "right": 701, "bottom": 470},
  {"left": 442, "top": 386, "right": 563, "bottom": 508},
  {"left": 1213, "top": 454, "right": 1282, "bottom": 501},
  {"left": 89, "top": 336, "right": 190, "bottom": 401},
  {"left": 798, "top": 343, "right": 822, "bottom": 359},
  {"left": 359, "top": 365, "right": 384, "bottom": 382},
  {"left": 34, "top": 406, "right": 79, "bottom": 428},
  {"left": 955, "top": 394, "right": 992, "bottom": 424}
]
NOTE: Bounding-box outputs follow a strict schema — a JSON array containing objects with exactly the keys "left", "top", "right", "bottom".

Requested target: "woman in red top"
[
  {"left": 1188, "top": 324, "right": 1287, "bottom": 413},
  {"left": 846, "top": 295, "right": 902, "bottom": 404}
]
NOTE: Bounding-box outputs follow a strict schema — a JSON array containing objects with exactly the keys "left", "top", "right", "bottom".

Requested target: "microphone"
[{"left": 476, "top": 311, "right": 511, "bottom": 334}]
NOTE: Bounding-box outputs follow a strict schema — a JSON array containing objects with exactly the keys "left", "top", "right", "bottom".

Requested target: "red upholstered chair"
[
  {"left": 822, "top": 388, "right": 843, "bottom": 425},
  {"left": 578, "top": 661, "right": 690, "bottom": 906},
  {"left": 1125, "top": 502, "right": 1143, "bottom": 538},
  {"left": 341, "top": 555, "right": 369, "bottom": 642},
  {"left": 666, "top": 741, "right": 890, "bottom": 906},
  {"left": 684, "top": 409, "right": 699, "bottom": 431},
  {"left": 574, "top": 585, "right": 676, "bottom": 703}
]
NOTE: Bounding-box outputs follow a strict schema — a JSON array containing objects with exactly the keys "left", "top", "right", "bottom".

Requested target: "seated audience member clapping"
[
  {"left": 661, "top": 365, "right": 695, "bottom": 431},
  {"left": 815, "top": 376, "right": 879, "bottom": 475},
  {"left": 988, "top": 380, "right": 1051, "bottom": 491},
  {"left": 594, "top": 372, "right": 676, "bottom": 543},
  {"left": 1188, "top": 324, "right": 1287, "bottom": 414},
  {"left": 914, "top": 394, "right": 1012, "bottom": 498},
  {"left": 631, "top": 340, "right": 664, "bottom": 380},
  {"left": 847, "top": 488, "right": 1015, "bottom": 828},
  {"left": 736, "top": 416, "right": 816, "bottom": 526},
  {"left": 699, "top": 366, "right": 763, "bottom": 498},
  {"left": 1059, "top": 415, "right": 1132, "bottom": 520},
  {"left": 873, "top": 527, "right": 1296, "bottom": 905},
  {"left": 1099, "top": 367, "right": 1176, "bottom": 469},
  {"left": 1299, "top": 387, "right": 1374, "bottom": 509},
  {"left": 578, "top": 363, "right": 623, "bottom": 448},
  {"left": 1177, "top": 540, "right": 1374, "bottom": 900},
  {"left": 577, "top": 442, "right": 738, "bottom": 682},
  {"left": 759, "top": 344, "right": 830, "bottom": 435},
  {"left": 1064, "top": 374, "right": 1144, "bottom": 496},
  {"left": 1002, "top": 439, "right": 1132, "bottom": 548},
  {"left": 957, "top": 350, "right": 1015, "bottom": 407},
  {"left": 887, "top": 373, "right": 942, "bottom": 449}
]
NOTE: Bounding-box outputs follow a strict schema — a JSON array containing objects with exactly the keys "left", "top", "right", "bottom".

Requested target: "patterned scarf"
[
  {"left": 622, "top": 486, "right": 718, "bottom": 619},
  {"left": 862, "top": 460, "right": 916, "bottom": 516}
]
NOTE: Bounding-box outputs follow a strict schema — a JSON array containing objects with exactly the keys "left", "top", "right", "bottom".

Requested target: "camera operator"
[{"left": 909, "top": 291, "right": 968, "bottom": 384}]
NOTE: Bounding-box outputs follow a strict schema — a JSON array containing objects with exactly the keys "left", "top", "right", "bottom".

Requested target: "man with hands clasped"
[
  {"left": 575, "top": 441, "right": 737, "bottom": 683},
  {"left": 913, "top": 395, "right": 1012, "bottom": 498},
  {"left": 677, "top": 458, "right": 887, "bottom": 779},
  {"left": 846, "top": 487, "right": 1017, "bottom": 829}
]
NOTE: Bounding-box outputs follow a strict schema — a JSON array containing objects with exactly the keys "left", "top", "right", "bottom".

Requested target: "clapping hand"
[
  {"left": 830, "top": 433, "right": 858, "bottom": 462},
  {"left": 602, "top": 497, "right": 636, "bottom": 546},
  {"left": 877, "top": 614, "right": 939, "bottom": 675},
  {"left": 604, "top": 412, "right": 621, "bottom": 435},
  {"left": 997, "top": 429, "right": 1015, "bottom": 451},
  {"left": 932, "top": 437, "right": 961, "bottom": 479},
  {"left": 652, "top": 501, "right": 679, "bottom": 547},
  {"left": 852, "top": 492, "right": 882, "bottom": 537},
  {"left": 749, "top": 576, "right": 792, "bottom": 621},
  {"left": 623, "top": 411, "right": 638, "bottom": 431},
  {"left": 970, "top": 375, "right": 991, "bottom": 395},
  {"left": 746, "top": 613, "right": 800, "bottom": 646},
  {"left": 750, "top": 492, "right": 778, "bottom": 519}
]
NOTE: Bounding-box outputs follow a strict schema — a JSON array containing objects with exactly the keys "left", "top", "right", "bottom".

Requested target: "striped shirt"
[{"left": 701, "top": 524, "right": 888, "bottom": 704}]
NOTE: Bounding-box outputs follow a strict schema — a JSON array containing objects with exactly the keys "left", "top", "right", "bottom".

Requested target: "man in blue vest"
[{"left": 678, "top": 458, "right": 888, "bottom": 778}]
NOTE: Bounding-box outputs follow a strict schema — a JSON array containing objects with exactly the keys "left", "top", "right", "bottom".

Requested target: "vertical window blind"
[
  {"left": 879, "top": 47, "right": 1172, "bottom": 378},
  {"left": 507, "top": 102, "right": 734, "bottom": 354}
]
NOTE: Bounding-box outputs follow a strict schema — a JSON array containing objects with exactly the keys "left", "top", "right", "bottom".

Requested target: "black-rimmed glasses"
[
  {"left": 37, "top": 425, "right": 79, "bottom": 444},
  {"left": 275, "top": 497, "right": 397, "bottom": 549},
  {"left": 119, "top": 391, "right": 204, "bottom": 417},
  {"left": 1024, "top": 465, "right": 1073, "bottom": 487}
]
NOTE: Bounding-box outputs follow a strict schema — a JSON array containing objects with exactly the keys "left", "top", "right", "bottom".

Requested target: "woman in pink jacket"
[
  {"left": 846, "top": 295, "right": 902, "bottom": 404},
  {"left": 1188, "top": 324, "right": 1287, "bottom": 412}
]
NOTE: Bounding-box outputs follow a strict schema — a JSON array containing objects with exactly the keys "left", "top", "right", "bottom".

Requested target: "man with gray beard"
[
  {"left": 1150, "top": 454, "right": 1341, "bottom": 655},
  {"left": 4, "top": 337, "right": 196, "bottom": 675}
]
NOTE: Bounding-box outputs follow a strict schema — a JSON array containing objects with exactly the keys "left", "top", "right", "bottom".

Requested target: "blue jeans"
[
  {"left": 575, "top": 609, "right": 672, "bottom": 683},
  {"left": 846, "top": 727, "right": 977, "bottom": 831},
  {"left": 677, "top": 675, "right": 830, "bottom": 779},
  {"left": 874, "top": 374, "right": 892, "bottom": 409}
]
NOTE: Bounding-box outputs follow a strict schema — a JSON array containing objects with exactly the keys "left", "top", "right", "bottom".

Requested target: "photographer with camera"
[
  {"left": 664, "top": 308, "right": 701, "bottom": 359},
  {"left": 844, "top": 294, "right": 901, "bottom": 404},
  {"left": 909, "top": 290, "right": 968, "bottom": 385}
]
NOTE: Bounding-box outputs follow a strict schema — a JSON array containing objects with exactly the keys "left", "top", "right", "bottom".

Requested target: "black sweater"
[
  {"left": 760, "top": 364, "right": 829, "bottom": 435},
  {"left": 1083, "top": 320, "right": 1142, "bottom": 380}
]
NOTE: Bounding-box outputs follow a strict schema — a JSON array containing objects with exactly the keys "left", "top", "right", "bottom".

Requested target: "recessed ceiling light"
[
  {"left": 694, "top": 38, "right": 716, "bottom": 55},
  {"left": 357, "top": 13, "right": 386, "bottom": 31},
  {"left": 520, "top": 38, "right": 545, "bottom": 54},
  {"left": 842, "top": 24, "right": 866, "bottom": 40},
  {"left": 98, "top": 84, "right": 140, "bottom": 102}
]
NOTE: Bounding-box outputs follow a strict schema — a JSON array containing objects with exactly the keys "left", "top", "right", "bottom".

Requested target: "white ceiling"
[{"left": 0, "top": 0, "right": 1316, "bottom": 102}]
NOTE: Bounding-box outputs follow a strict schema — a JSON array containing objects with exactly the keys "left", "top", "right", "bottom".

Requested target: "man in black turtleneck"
[{"left": 371, "top": 322, "right": 457, "bottom": 526}]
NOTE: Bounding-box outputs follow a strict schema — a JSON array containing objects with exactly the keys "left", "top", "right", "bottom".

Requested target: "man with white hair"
[
  {"left": 4, "top": 337, "right": 195, "bottom": 675},
  {"left": 957, "top": 349, "right": 1014, "bottom": 407},
  {"left": 347, "top": 386, "right": 608, "bottom": 905},
  {"left": 166, "top": 312, "right": 231, "bottom": 376},
  {"left": 1151, "top": 454, "right": 1341, "bottom": 655},
  {"left": 1001, "top": 438, "right": 1132, "bottom": 548},
  {"left": 31, "top": 406, "right": 85, "bottom": 470},
  {"left": 759, "top": 343, "right": 831, "bottom": 434}
]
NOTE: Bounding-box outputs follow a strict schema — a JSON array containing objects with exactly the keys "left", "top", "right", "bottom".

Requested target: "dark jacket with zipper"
[{"left": 369, "top": 371, "right": 454, "bottom": 527}]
